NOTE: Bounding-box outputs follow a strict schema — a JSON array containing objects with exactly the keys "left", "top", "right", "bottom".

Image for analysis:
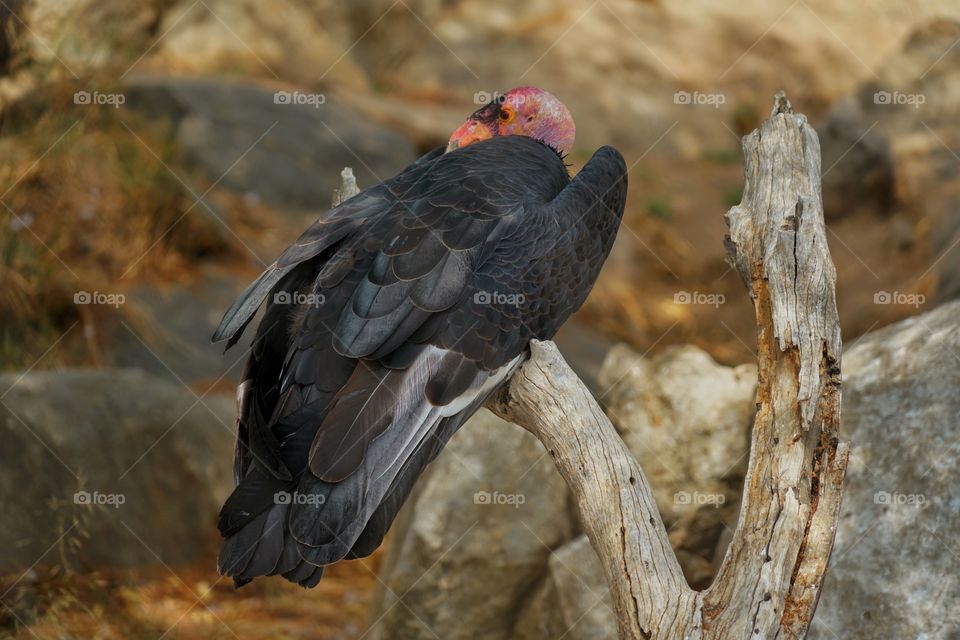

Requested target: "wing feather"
[{"left": 217, "top": 137, "right": 628, "bottom": 588}]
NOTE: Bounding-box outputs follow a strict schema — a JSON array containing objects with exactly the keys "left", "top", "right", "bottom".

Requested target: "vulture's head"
[{"left": 446, "top": 87, "right": 575, "bottom": 157}]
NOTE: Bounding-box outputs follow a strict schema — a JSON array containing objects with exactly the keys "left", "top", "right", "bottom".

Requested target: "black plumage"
[{"left": 213, "top": 135, "right": 627, "bottom": 587}]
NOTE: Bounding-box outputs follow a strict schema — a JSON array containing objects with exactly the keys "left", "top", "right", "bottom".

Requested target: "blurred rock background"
[{"left": 1, "top": 1, "right": 958, "bottom": 638}]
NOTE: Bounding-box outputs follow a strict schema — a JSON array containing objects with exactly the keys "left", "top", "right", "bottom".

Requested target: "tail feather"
[
  {"left": 282, "top": 558, "right": 324, "bottom": 588},
  {"left": 236, "top": 505, "right": 286, "bottom": 579},
  {"left": 218, "top": 504, "right": 324, "bottom": 588},
  {"left": 219, "top": 405, "right": 451, "bottom": 583},
  {"left": 216, "top": 354, "right": 521, "bottom": 588},
  {"left": 217, "top": 466, "right": 291, "bottom": 537},
  {"left": 217, "top": 509, "right": 267, "bottom": 581},
  {"left": 290, "top": 404, "right": 444, "bottom": 565},
  {"left": 347, "top": 410, "right": 470, "bottom": 559},
  {"left": 273, "top": 527, "right": 323, "bottom": 588}
]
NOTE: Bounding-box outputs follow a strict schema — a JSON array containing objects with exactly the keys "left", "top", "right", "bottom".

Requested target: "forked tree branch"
[{"left": 485, "top": 92, "right": 848, "bottom": 639}]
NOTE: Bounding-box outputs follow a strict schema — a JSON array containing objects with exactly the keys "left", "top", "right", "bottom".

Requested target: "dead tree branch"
[
  {"left": 485, "top": 92, "right": 848, "bottom": 639},
  {"left": 331, "top": 167, "right": 359, "bottom": 207}
]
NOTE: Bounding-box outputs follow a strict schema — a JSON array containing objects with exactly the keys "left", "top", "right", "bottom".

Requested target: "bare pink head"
[{"left": 446, "top": 87, "right": 576, "bottom": 156}]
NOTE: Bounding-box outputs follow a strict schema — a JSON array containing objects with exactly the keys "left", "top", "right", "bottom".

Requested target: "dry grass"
[
  {"left": 1, "top": 554, "right": 381, "bottom": 639},
  {"left": 1, "top": 495, "right": 379, "bottom": 640},
  {"left": 0, "top": 77, "right": 245, "bottom": 370}
]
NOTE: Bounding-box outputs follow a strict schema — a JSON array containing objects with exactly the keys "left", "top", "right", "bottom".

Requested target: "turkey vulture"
[{"left": 213, "top": 87, "right": 627, "bottom": 587}]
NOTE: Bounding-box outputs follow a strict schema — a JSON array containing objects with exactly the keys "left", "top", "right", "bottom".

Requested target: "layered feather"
[{"left": 214, "top": 136, "right": 627, "bottom": 588}]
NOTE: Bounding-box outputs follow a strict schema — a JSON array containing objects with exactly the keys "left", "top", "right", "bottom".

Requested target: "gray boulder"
[
  {"left": 101, "top": 266, "right": 250, "bottom": 386},
  {"left": 811, "top": 300, "right": 960, "bottom": 639},
  {"left": 598, "top": 344, "right": 756, "bottom": 587},
  {"left": 365, "top": 408, "right": 574, "bottom": 640},
  {"left": 124, "top": 75, "right": 417, "bottom": 210},
  {"left": 513, "top": 535, "right": 614, "bottom": 640},
  {"left": 819, "top": 19, "right": 960, "bottom": 222},
  {"left": 0, "top": 369, "right": 234, "bottom": 571}
]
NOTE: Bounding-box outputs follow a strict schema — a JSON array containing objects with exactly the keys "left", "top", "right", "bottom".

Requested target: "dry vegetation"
[
  {"left": 1, "top": 492, "right": 377, "bottom": 639},
  {"left": 1, "top": 554, "right": 380, "bottom": 639},
  {"left": 0, "top": 76, "right": 248, "bottom": 369}
]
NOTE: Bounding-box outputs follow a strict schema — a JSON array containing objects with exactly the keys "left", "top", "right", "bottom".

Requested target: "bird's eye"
[{"left": 499, "top": 107, "right": 514, "bottom": 123}]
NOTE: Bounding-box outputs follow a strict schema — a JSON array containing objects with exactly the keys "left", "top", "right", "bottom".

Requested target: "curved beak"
[{"left": 446, "top": 118, "right": 494, "bottom": 152}]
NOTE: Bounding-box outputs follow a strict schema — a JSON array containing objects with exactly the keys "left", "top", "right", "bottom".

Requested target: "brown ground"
[{"left": 2, "top": 547, "right": 384, "bottom": 640}]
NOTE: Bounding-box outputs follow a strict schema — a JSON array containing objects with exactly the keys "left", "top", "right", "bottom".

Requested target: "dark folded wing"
[
  {"left": 218, "top": 137, "right": 628, "bottom": 583},
  {"left": 285, "top": 141, "right": 627, "bottom": 555}
]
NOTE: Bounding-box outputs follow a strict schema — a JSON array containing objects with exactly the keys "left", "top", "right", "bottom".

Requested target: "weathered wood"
[
  {"left": 331, "top": 166, "right": 359, "bottom": 207},
  {"left": 486, "top": 340, "right": 697, "bottom": 639},
  {"left": 705, "top": 91, "right": 847, "bottom": 638},
  {"left": 485, "top": 92, "right": 847, "bottom": 639}
]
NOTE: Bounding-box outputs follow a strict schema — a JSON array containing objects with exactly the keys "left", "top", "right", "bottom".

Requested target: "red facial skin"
[{"left": 446, "top": 87, "right": 576, "bottom": 156}]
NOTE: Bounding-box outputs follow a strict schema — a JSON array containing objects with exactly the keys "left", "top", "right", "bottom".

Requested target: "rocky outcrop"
[
  {"left": 365, "top": 408, "right": 574, "bottom": 640},
  {"left": 4, "top": 0, "right": 365, "bottom": 88},
  {"left": 335, "top": 0, "right": 960, "bottom": 156},
  {"left": 19, "top": 0, "right": 158, "bottom": 71},
  {"left": 512, "top": 535, "right": 613, "bottom": 640},
  {"left": 810, "top": 300, "right": 960, "bottom": 639},
  {"left": 123, "top": 75, "right": 417, "bottom": 210},
  {"left": 0, "top": 369, "right": 234, "bottom": 570},
  {"left": 598, "top": 344, "right": 756, "bottom": 586},
  {"left": 8, "top": 1, "right": 959, "bottom": 157},
  {"left": 152, "top": 0, "right": 368, "bottom": 90},
  {"left": 817, "top": 10, "right": 960, "bottom": 312},
  {"left": 794, "top": 18, "right": 960, "bottom": 358},
  {"left": 820, "top": 19, "right": 960, "bottom": 223}
]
